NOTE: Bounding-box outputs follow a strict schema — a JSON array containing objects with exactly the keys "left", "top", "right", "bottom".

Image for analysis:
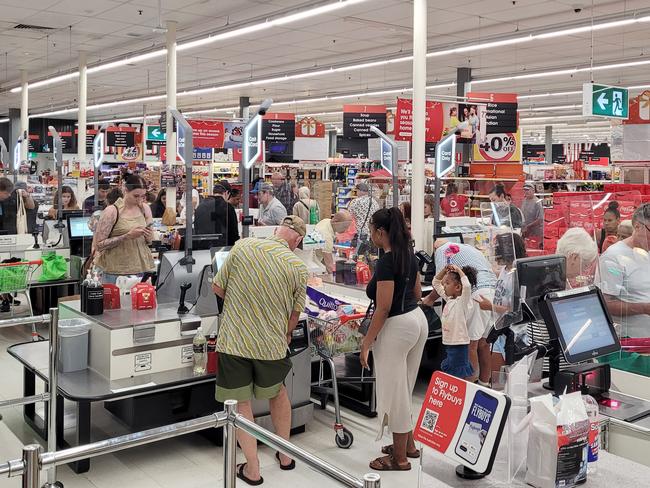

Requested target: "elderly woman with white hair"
[
  {"left": 292, "top": 186, "right": 320, "bottom": 224},
  {"left": 556, "top": 227, "right": 599, "bottom": 286}
]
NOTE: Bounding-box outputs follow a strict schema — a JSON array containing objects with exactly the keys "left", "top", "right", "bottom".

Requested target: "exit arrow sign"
[{"left": 583, "top": 83, "right": 629, "bottom": 119}]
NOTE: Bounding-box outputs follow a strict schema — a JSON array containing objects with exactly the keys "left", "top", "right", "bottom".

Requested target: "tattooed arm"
[{"left": 94, "top": 206, "right": 145, "bottom": 252}]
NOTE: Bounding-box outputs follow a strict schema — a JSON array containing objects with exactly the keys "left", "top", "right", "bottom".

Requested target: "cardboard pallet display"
[{"left": 312, "top": 180, "right": 334, "bottom": 218}]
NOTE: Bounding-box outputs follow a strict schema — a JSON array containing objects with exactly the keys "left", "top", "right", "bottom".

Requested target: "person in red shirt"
[{"left": 440, "top": 182, "right": 468, "bottom": 218}]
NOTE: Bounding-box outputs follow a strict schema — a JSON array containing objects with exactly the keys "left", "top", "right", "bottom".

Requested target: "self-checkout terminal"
[{"left": 487, "top": 254, "right": 650, "bottom": 424}]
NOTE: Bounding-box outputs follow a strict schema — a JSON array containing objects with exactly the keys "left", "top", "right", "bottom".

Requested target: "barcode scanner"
[{"left": 178, "top": 282, "right": 192, "bottom": 314}]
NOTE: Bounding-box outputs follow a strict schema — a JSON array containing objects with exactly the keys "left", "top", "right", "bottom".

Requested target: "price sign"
[{"left": 474, "top": 131, "right": 521, "bottom": 162}]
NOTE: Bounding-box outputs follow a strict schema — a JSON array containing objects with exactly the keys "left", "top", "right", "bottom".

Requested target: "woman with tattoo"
[{"left": 93, "top": 174, "right": 155, "bottom": 284}]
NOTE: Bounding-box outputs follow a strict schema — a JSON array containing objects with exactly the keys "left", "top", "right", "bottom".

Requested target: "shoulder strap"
[
  {"left": 300, "top": 200, "right": 310, "bottom": 211},
  {"left": 108, "top": 204, "right": 120, "bottom": 237}
]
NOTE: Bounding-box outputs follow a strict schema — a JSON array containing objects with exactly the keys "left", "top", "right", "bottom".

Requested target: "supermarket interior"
[{"left": 3, "top": 0, "right": 650, "bottom": 487}]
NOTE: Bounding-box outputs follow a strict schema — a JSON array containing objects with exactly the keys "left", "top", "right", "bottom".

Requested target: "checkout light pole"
[
  {"left": 92, "top": 124, "right": 108, "bottom": 208},
  {"left": 369, "top": 125, "right": 398, "bottom": 208},
  {"left": 0, "top": 137, "right": 7, "bottom": 177},
  {"left": 48, "top": 126, "right": 64, "bottom": 221},
  {"left": 169, "top": 108, "right": 195, "bottom": 271},
  {"left": 241, "top": 98, "right": 273, "bottom": 238}
]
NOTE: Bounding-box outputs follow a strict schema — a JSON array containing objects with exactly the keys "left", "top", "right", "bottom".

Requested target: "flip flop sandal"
[
  {"left": 381, "top": 445, "right": 421, "bottom": 458},
  {"left": 237, "top": 463, "right": 264, "bottom": 486},
  {"left": 369, "top": 455, "right": 411, "bottom": 471},
  {"left": 276, "top": 452, "right": 296, "bottom": 471}
]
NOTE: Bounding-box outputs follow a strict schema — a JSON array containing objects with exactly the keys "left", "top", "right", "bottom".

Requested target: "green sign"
[
  {"left": 147, "top": 126, "right": 166, "bottom": 142},
  {"left": 582, "top": 83, "right": 629, "bottom": 119}
]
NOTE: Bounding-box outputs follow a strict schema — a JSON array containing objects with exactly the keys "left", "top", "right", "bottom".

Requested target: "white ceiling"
[{"left": 0, "top": 0, "right": 649, "bottom": 143}]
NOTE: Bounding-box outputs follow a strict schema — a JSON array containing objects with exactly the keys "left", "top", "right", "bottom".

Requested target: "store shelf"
[
  {"left": 451, "top": 177, "right": 520, "bottom": 182},
  {"left": 542, "top": 180, "right": 612, "bottom": 184}
]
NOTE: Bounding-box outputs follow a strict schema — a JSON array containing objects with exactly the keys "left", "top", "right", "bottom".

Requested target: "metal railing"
[
  {"left": 0, "top": 309, "right": 60, "bottom": 486},
  {"left": 0, "top": 400, "right": 380, "bottom": 487}
]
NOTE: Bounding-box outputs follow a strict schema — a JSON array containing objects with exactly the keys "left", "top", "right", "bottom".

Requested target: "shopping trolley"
[
  {"left": 309, "top": 312, "right": 373, "bottom": 449},
  {"left": 0, "top": 259, "right": 42, "bottom": 340}
]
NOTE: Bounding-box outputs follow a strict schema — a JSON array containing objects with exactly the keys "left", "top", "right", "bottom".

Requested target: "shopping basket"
[
  {"left": 309, "top": 312, "right": 372, "bottom": 449},
  {"left": 0, "top": 259, "right": 42, "bottom": 340}
]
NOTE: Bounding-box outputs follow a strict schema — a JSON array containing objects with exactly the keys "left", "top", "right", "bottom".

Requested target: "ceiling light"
[
  {"left": 518, "top": 91, "right": 583, "bottom": 100},
  {"left": 0, "top": 118, "right": 9, "bottom": 124},
  {"left": 519, "top": 104, "right": 582, "bottom": 112}
]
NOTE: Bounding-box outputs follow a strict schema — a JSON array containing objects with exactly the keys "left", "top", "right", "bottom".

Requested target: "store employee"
[
  {"left": 0, "top": 177, "right": 36, "bottom": 234},
  {"left": 314, "top": 211, "right": 353, "bottom": 273}
]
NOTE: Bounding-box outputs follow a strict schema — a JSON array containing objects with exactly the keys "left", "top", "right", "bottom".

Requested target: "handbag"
[
  {"left": 420, "top": 304, "right": 442, "bottom": 338},
  {"left": 16, "top": 191, "right": 28, "bottom": 235},
  {"left": 38, "top": 252, "right": 67, "bottom": 282}
]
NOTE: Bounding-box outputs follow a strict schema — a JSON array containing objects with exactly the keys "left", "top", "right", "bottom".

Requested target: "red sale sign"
[
  {"left": 394, "top": 98, "right": 444, "bottom": 142},
  {"left": 414, "top": 372, "right": 510, "bottom": 475},
  {"left": 188, "top": 120, "right": 225, "bottom": 148}
]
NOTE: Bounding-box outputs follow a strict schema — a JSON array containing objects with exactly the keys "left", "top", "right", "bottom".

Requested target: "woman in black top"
[{"left": 361, "top": 207, "right": 428, "bottom": 472}]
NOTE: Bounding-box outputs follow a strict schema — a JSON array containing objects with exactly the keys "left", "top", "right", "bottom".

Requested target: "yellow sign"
[{"left": 473, "top": 130, "right": 521, "bottom": 162}]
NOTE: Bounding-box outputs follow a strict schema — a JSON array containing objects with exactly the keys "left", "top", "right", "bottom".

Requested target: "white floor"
[{"left": 0, "top": 306, "right": 466, "bottom": 488}]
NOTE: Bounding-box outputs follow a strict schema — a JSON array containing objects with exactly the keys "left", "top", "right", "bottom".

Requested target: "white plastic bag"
[
  {"left": 526, "top": 392, "right": 589, "bottom": 488},
  {"left": 16, "top": 191, "right": 28, "bottom": 234}
]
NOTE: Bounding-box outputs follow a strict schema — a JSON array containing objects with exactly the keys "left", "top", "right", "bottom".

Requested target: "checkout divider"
[{"left": 0, "top": 398, "right": 381, "bottom": 488}]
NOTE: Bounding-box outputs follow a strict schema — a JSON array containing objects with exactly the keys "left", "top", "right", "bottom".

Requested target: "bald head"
[
  {"left": 271, "top": 172, "right": 284, "bottom": 188},
  {"left": 331, "top": 210, "right": 353, "bottom": 233}
]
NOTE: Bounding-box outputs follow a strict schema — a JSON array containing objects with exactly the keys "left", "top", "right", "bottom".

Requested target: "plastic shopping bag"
[{"left": 38, "top": 252, "right": 67, "bottom": 282}]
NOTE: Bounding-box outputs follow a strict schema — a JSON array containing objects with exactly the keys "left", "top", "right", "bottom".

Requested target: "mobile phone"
[
  {"left": 146, "top": 222, "right": 154, "bottom": 228},
  {"left": 454, "top": 390, "right": 499, "bottom": 465}
]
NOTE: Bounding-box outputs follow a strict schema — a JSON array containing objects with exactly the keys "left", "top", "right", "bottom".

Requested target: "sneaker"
[{"left": 0, "top": 301, "right": 10, "bottom": 313}]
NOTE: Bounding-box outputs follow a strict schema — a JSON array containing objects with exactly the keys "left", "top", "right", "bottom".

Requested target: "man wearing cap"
[
  {"left": 521, "top": 182, "right": 543, "bottom": 244},
  {"left": 194, "top": 181, "right": 239, "bottom": 246},
  {"left": 212, "top": 215, "right": 308, "bottom": 485},
  {"left": 314, "top": 211, "right": 353, "bottom": 273},
  {"left": 258, "top": 182, "right": 288, "bottom": 226},
  {"left": 348, "top": 182, "right": 380, "bottom": 238}
]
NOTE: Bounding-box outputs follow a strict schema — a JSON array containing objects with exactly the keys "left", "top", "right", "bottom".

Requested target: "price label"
[{"left": 477, "top": 133, "right": 518, "bottom": 161}]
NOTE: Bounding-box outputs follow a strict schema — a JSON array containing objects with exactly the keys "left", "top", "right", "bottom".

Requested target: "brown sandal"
[
  {"left": 369, "top": 455, "right": 411, "bottom": 471},
  {"left": 381, "top": 445, "right": 421, "bottom": 458}
]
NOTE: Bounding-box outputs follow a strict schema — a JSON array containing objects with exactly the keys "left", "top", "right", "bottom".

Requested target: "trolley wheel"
[
  {"left": 319, "top": 393, "right": 329, "bottom": 410},
  {"left": 335, "top": 428, "right": 353, "bottom": 449}
]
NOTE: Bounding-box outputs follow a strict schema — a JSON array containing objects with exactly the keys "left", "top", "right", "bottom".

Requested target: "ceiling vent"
[{"left": 14, "top": 24, "right": 56, "bottom": 31}]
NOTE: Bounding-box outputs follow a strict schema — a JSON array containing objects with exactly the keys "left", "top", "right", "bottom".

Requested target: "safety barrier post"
[
  {"left": 363, "top": 473, "right": 381, "bottom": 487},
  {"left": 45, "top": 307, "right": 60, "bottom": 488},
  {"left": 21, "top": 445, "right": 40, "bottom": 488},
  {"left": 223, "top": 400, "right": 238, "bottom": 488}
]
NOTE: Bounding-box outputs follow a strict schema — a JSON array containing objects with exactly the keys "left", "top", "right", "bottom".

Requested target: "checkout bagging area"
[{"left": 1, "top": 126, "right": 650, "bottom": 488}]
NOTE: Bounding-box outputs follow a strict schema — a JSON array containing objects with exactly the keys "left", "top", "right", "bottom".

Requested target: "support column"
[
  {"left": 239, "top": 96, "right": 251, "bottom": 238},
  {"left": 457, "top": 67, "right": 472, "bottom": 165},
  {"left": 545, "top": 125, "right": 553, "bottom": 164},
  {"left": 411, "top": 0, "right": 428, "bottom": 251},
  {"left": 77, "top": 52, "right": 87, "bottom": 162},
  {"left": 9, "top": 108, "right": 20, "bottom": 174},
  {"left": 165, "top": 21, "right": 178, "bottom": 210},
  {"left": 20, "top": 70, "right": 28, "bottom": 164}
]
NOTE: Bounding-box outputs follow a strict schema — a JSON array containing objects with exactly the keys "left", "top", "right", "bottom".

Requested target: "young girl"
[{"left": 432, "top": 264, "right": 477, "bottom": 379}]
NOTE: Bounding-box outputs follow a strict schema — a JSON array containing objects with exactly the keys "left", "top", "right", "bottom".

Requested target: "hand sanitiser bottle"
[{"left": 193, "top": 327, "right": 207, "bottom": 375}]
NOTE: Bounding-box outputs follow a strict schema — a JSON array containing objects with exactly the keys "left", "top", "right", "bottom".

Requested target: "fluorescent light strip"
[
  {"left": 474, "top": 58, "right": 650, "bottom": 85},
  {"left": 0, "top": 118, "right": 9, "bottom": 123},
  {"left": 519, "top": 104, "right": 582, "bottom": 112},
  {"left": 11, "top": 0, "right": 369, "bottom": 93},
  {"left": 12, "top": 8, "right": 649, "bottom": 95},
  {"left": 521, "top": 114, "right": 606, "bottom": 122}
]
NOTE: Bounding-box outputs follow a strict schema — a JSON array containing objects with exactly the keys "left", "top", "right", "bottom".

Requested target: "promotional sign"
[
  {"left": 193, "top": 147, "right": 212, "bottom": 161},
  {"left": 107, "top": 127, "right": 136, "bottom": 148},
  {"left": 295, "top": 116, "right": 325, "bottom": 138},
  {"left": 117, "top": 146, "right": 141, "bottom": 162},
  {"left": 188, "top": 120, "right": 225, "bottom": 148},
  {"left": 262, "top": 113, "right": 296, "bottom": 142},
  {"left": 623, "top": 90, "right": 650, "bottom": 124},
  {"left": 28, "top": 134, "right": 40, "bottom": 152},
  {"left": 414, "top": 372, "right": 510, "bottom": 475},
  {"left": 394, "top": 98, "right": 445, "bottom": 143},
  {"left": 243, "top": 115, "right": 262, "bottom": 169},
  {"left": 435, "top": 133, "right": 457, "bottom": 178},
  {"left": 223, "top": 122, "right": 245, "bottom": 149},
  {"left": 583, "top": 83, "right": 629, "bottom": 119},
  {"left": 474, "top": 131, "right": 521, "bottom": 162},
  {"left": 147, "top": 126, "right": 166, "bottom": 145},
  {"left": 468, "top": 93, "right": 518, "bottom": 134},
  {"left": 343, "top": 104, "right": 387, "bottom": 138}
]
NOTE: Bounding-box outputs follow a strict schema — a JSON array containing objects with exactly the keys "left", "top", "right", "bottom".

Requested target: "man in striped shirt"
[
  {"left": 422, "top": 240, "right": 497, "bottom": 385},
  {"left": 212, "top": 215, "right": 308, "bottom": 484}
]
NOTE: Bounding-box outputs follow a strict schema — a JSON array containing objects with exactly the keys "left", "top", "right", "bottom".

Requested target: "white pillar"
[
  {"left": 165, "top": 21, "right": 178, "bottom": 209},
  {"left": 411, "top": 0, "right": 427, "bottom": 250},
  {"left": 77, "top": 52, "right": 88, "bottom": 163},
  {"left": 545, "top": 125, "right": 553, "bottom": 164},
  {"left": 20, "top": 70, "right": 28, "bottom": 164}
]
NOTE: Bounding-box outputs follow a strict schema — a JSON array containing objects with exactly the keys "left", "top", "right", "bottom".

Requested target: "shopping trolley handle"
[
  {"left": 339, "top": 313, "right": 366, "bottom": 324},
  {"left": 0, "top": 259, "right": 43, "bottom": 267}
]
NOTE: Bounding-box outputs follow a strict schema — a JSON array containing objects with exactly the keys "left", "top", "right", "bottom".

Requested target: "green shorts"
[{"left": 216, "top": 353, "right": 292, "bottom": 402}]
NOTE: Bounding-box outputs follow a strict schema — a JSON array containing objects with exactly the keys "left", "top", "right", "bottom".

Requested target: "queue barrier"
[
  {"left": 0, "top": 400, "right": 381, "bottom": 488},
  {"left": 0, "top": 310, "right": 60, "bottom": 486}
]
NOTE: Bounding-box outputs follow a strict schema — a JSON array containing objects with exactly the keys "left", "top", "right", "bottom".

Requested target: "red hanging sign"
[
  {"left": 188, "top": 120, "right": 225, "bottom": 148},
  {"left": 394, "top": 98, "right": 445, "bottom": 142}
]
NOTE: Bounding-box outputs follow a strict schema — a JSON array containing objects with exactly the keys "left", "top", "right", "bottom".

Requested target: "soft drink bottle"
[{"left": 193, "top": 327, "right": 207, "bottom": 375}]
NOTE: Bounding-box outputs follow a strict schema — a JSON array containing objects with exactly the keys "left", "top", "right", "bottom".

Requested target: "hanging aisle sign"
[
  {"left": 414, "top": 372, "right": 510, "bottom": 475},
  {"left": 583, "top": 83, "right": 629, "bottom": 119},
  {"left": 467, "top": 92, "right": 518, "bottom": 134},
  {"left": 394, "top": 98, "right": 445, "bottom": 142},
  {"left": 262, "top": 113, "right": 296, "bottom": 142},
  {"left": 474, "top": 131, "right": 522, "bottom": 162},
  {"left": 188, "top": 120, "right": 225, "bottom": 147},
  {"left": 107, "top": 127, "right": 136, "bottom": 147},
  {"left": 343, "top": 104, "right": 387, "bottom": 138}
]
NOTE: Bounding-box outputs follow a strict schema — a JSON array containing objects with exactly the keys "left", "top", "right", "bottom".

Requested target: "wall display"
[
  {"left": 473, "top": 130, "right": 521, "bottom": 162},
  {"left": 414, "top": 372, "right": 510, "bottom": 475},
  {"left": 467, "top": 93, "right": 518, "bottom": 134},
  {"left": 583, "top": 83, "right": 629, "bottom": 119},
  {"left": 623, "top": 90, "right": 650, "bottom": 125},
  {"left": 295, "top": 116, "right": 325, "bottom": 138},
  {"left": 188, "top": 120, "right": 224, "bottom": 148},
  {"left": 262, "top": 113, "right": 296, "bottom": 143},
  {"left": 343, "top": 104, "right": 386, "bottom": 138},
  {"left": 107, "top": 127, "right": 136, "bottom": 148}
]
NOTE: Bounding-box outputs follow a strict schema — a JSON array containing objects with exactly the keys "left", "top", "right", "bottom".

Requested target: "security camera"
[
  {"left": 572, "top": 3, "right": 583, "bottom": 12},
  {"left": 257, "top": 98, "right": 273, "bottom": 116}
]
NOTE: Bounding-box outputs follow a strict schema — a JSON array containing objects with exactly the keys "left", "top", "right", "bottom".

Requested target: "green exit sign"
[
  {"left": 583, "top": 83, "right": 629, "bottom": 119},
  {"left": 147, "top": 126, "right": 166, "bottom": 141}
]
